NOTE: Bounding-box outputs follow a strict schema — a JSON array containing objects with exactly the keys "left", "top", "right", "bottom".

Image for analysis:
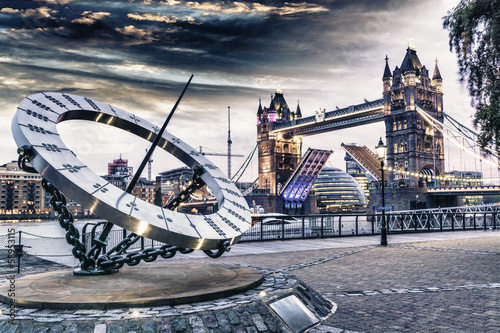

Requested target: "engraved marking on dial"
[
  {"left": 125, "top": 197, "right": 139, "bottom": 215},
  {"left": 204, "top": 216, "right": 226, "bottom": 237},
  {"left": 27, "top": 98, "right": 60, "bottom": 115},
  {"left": 58, "top": 164, "right": 87, "bottom": 174},
  {"left": 129, "top": 114, "right": 141, "bottom": 124},
  {"left": 62, "top": 93, "right": 82, "bottom": 109},
  {"left": 84, "top": 97, "right": 101, "bottom": 111},
  {"left": 42, "top": 93, "right": 68, "bottom": 110},
  {"left": 20, "top": 124, "right": 58, "bottom": 135},
  {"left": 19, "top": 108, "right": 53, "bottom": 123},
  {"left": 91, "top": 182, "right": 111, "bottom": 195},
  {"left": 217, "top": 213, "right": 242, "bottom": 232}
]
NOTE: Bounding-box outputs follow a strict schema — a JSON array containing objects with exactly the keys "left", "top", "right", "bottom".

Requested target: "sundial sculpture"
[{"left": 12, "top": 75, "right": 252, "bottom": 275}]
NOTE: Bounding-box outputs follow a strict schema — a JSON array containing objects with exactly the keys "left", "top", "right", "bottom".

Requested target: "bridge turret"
[
  {"left": 295, "top": 100, "right": 302, "bottom": 120},
  {"left": 257, "top": 98, "right": 263, "bottom": 125},
  {"left": 432, "top": 58, "right": 443, "bottom": 94},
  {"left": 383, "top": 55, "right": 392, "bottom": 114}
]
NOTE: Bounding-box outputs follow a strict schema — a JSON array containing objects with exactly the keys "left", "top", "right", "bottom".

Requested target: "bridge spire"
[
  {"left": 383, "top": 55, "right": 392, "bottom": 79},
  {"left": 432, "top": 58, "right": 442, "bottom": 80},
  {"left": 295, "top": 100, "right": 302, "bottom": 119}
]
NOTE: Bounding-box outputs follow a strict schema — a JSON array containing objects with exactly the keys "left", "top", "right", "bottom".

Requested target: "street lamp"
[{"left": 376, "top": 137, "right": 388, "bottom": 246}]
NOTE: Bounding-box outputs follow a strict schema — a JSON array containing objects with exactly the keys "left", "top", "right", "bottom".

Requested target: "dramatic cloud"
[
  {"left": 0, "top": 0, "right": 481, "bottom": 180},
  {"left": 127, "top": 12, "right": 179, "bottom": 24},
  {"left": 71, "top": 11, "right": 111, "bottom": 25}
]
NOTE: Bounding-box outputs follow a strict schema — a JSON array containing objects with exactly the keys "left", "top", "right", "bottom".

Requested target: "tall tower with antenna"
[
  {"left": 227, "top": 106, "right": 232, "bottom": 179},
  {"left": 146, "top": 148, "right": 153, "bottom": 181}
]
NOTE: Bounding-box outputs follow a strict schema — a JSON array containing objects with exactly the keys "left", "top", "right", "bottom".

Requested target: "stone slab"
[{"left": 0, "top": 263, "right": 263, "bottom": 310}]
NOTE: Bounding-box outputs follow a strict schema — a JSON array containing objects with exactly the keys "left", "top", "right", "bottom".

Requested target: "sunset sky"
[{"left": 0, "top": 0, "right": 482, "bottom": 182}]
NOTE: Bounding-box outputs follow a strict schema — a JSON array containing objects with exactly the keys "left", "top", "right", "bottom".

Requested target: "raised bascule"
[{"left": 251, "top": 43, "right": 497, "bottom": 213}]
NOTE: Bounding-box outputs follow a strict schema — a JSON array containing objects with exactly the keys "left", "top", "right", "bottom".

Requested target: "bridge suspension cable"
[
  {"left": 231, "top": 144, "right": 257, "bottom": 183},
  {"left": 415, "top": 105, "right": 500, "bottom": 168},
  {"left": 443, "top": 111, "right": 499, "bottom": 158}
]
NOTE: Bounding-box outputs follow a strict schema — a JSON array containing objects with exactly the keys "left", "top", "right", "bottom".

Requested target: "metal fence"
[
  {"left": 1, "top": 211, "right": 498, "bottom": 269},
  {"left": 241, "top": 212, "right": 499, "bottom": 241}
]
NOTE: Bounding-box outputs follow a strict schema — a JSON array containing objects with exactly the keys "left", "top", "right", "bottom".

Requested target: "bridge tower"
[
  {"left": 256, "top": 90, "right": 302, "bottom": 196},
  {"left": 383, "top": 43, "right": 445, "bottom": 191}
]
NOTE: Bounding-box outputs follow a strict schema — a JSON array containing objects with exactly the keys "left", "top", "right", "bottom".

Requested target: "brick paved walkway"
[{"left": 0, "top": 230, "right": 498, "bottom": 332}]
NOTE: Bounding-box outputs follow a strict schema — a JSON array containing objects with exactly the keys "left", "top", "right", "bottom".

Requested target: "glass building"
[{"left": 313, "top": 167, "right": 367, "bottom": 212}]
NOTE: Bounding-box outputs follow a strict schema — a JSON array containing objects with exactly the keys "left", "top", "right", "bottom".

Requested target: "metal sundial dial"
[{"left": 11, "top": 76, "right": 251, "bottom": 274}]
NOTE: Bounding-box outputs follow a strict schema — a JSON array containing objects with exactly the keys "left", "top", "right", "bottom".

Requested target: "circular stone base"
[{"left": 0, "top": 263, "right": 263, "bottom": 310}]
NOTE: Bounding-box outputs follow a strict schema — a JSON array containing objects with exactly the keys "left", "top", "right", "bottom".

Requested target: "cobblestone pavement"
[{"left": 0, "top": 230, "right": 499, "bottom": 332}]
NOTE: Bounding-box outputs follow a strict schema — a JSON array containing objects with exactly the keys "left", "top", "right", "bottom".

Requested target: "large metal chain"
[
  {"left": 41, "top": 179, "right": 95, "bottom": 270},
  {"left": 19, "top": 148, "right": 225, "bottom": 272}
]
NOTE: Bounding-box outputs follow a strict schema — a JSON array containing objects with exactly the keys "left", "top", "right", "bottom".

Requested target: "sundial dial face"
[{"left": 12, "top": 92, "right": 251, "bottom": 250}]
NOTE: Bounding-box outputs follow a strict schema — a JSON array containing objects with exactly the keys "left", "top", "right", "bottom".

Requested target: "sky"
[{"left": 0, "top": 0, "right": 486, "bottom": 183}]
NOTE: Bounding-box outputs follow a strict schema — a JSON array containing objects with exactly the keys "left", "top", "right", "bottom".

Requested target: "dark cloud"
[{"left": 1, "top": 0, "right": 475, "bottom": 179}]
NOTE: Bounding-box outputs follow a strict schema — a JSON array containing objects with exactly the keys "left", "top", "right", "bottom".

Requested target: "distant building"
[
  {"left": 313, "top": 167, "right": 367, "bottom": 212},
  {"left": 0, "top": 161, "right": 47, "bottom": 214},
  {"left": 102, "top": 156, "right": 133, "bottom": 191},
  {"left": 131, "top": 177, "right": 156, "bottom": 204},
  {"left": 446, "top": 170, "right": 483, "bottom": 205},
  {"left": 446, "top": 170, "right": 483, "bottom": 187}
]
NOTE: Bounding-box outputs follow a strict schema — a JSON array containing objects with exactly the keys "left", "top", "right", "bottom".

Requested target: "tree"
[{"left": 443, "top": 0, "right": 500, "bottom": 154}]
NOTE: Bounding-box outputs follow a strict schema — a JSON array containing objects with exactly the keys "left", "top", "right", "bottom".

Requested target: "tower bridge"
[{"left": 247, "top": 43, "right": 499, "bottom": 214}]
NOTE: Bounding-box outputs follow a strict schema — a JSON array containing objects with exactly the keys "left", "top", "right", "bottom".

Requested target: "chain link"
[
  {"left": 164, "top": 166, "right": 205, "bottom": 210},
  {"left": 42, "top": 179, "right": 95, "bottom": 270}
]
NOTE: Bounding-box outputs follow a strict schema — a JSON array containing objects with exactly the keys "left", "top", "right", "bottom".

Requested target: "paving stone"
[
  {"left": 238, "top": 312, "right": 254, "bottom": 327},
  {"left": 202, "top": 314, "right": 218, "bottom": 329},
  {"left": 109, "top": 325, "right": 123, "bottom": 333},
  {"left": 142, "top": 321, "right": 157, "bottom": 333},
  {"left": 227, "top": 310, "right": 241, "bottom": 325},
  {"left": 93, "top": 323, "right": 106, "bottom": 333},
  {"left": 48, "top": 325, "right": 64, "bottom": 333},
  {"left": 264, "top": 316, "right": 280, "bottom": 333},
  {"left": 246, "top": 305, "right": 258, "bottom": 314},
  {"left": 63, "top": 324, "right": 78, "bottom": 333},
  {"left": 251, "top": 314, "right": 267, "bottom": 332},
  {"left": 255, "top": 303, "right": 270, "bottom": 316},
  {"left": 160, "top": 320, "right": 172, "bottom": 333},
  {"left": 215, "top": 313, "right": 232, "bottom": 333},
  {"left": 126, "top": 322, "right": 139, "bottom": 331},
  {"left": 189, "top": 316, "right": 207, "bottom": 333},
  {"left": 173, "top": 318, "right": 188, "bottom": 332}
]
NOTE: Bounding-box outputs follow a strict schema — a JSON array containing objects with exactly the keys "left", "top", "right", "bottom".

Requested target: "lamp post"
[{"left": 376, "top": 137, "right": 388, "bottom": 246}]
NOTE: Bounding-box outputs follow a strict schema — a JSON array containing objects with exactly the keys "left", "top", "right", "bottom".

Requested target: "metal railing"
[
  {"left": 1, "top": 211, "right": 497, "bottom": 273},
  {"left": 240, "top": 212, "right": 498, "bottom": 242}
]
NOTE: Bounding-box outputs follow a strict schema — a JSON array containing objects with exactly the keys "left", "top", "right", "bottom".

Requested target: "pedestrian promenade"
[{"left": 1, "top": 230, "right": 499, "bottom": 332}]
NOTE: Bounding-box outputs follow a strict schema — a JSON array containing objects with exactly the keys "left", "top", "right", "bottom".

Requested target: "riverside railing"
[
  {"left": 83, "top": 211, "right": 499, "bottom": 246},
  {"left": 1, "top": 211, "right": 498, "bottom": 272}
]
